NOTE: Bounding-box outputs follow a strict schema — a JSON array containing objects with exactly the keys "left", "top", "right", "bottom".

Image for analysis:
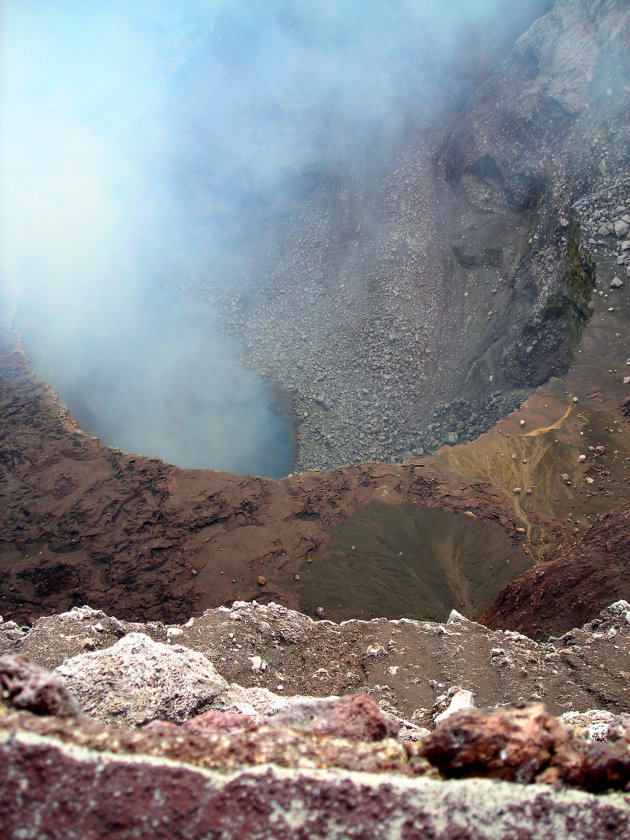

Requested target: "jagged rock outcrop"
[
  {"left": 3, "top": 708, "right": 630, "bottom": 840},
  {"left": 56, "top": 633, "right": 229, "bottom": 728}
]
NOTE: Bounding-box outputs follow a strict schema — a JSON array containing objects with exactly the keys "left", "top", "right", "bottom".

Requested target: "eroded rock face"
[
  {"left": 1, "top": 705, "right": 630, "bottom": 839},
  {"left": 481, "top": 507, "right": 630, "bottom": 638},
  {"left": 1, "top": 603, "right": 630, "bottom": 837}
]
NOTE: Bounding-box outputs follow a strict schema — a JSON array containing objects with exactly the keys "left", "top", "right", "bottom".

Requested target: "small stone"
[
  {"left": 250, "top": 655, "right": 267, "bottom": 673},
  {"left": 293, "top": 573, "right": 301, "bottom": 581},
  {"left": 578, "top": 455, "right": 586, "bottom": 463},
  {"left": 611, "top": 277, "right": 623, "bottom": 288},
  {"left": 614, "top": 220, "right": 630, "bottom": 238},
  {"left": 257, "top": 576, "right": 267, "bottom": 586},
  {"left": 624, "top": 376, "right": 630, "bottom": 385},
  {"left": 561, "top": 473, "right": 571, "bottom": 485},
  {"left": 513, "top": 487, "right": 522, "bottom": 495},
  {"left": 519, "top": 419, "right": 525, "bottom": 427},
  {"left": 595, "top": 445, "right": 606, "bottom": 455},
  {"left": 316, "top": 606, "right": 326, "bottom": 618},
  {"left": 434, "top": 689, "right": 475, "bottom": 726}
]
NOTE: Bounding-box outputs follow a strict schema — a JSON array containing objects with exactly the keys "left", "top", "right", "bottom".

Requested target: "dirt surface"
[
  {"left": 2, "top": 269, "right": 629, "bottom": 631},
  {"left": 1, "top": 325, "right": 530, "bottom": 627},
  {"left": 4, "top": 600, "right": 630, "bottom": 727}
]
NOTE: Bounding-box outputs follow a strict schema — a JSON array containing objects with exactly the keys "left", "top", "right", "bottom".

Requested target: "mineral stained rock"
[
  {"left": 55, "top": 632, "right": 229, "bottom": 728},
  {"left": 1, "top": 707, "right": 630, "bottom": 840},
  {"left": 421, "top": 703, "right": 579, "bottom": 784},
  {"left": 0, "top": 655, "right": 80, "bottom": 718},
  {"left": 2, "top": 603, "right": 630, "bottom": 837}
]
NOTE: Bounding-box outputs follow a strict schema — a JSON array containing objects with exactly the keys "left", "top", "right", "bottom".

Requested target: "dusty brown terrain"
[
  {"left": 2, "top": 240, "right": 629, "bottom": 630},
  {"left": 480, "top": 502, "right": 630, "bottom": 639},
  {"left": 0, "top": 325, "right": 526, "bottom": 626}
]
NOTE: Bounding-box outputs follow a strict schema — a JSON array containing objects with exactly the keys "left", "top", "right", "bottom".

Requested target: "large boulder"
[{"left": 56, "top": 632, "right": 229, "bottom": 728}]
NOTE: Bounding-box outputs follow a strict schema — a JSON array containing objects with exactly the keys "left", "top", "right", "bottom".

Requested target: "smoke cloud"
[{"left": 0, "top": 0, "right": 549, "bottom": 477}]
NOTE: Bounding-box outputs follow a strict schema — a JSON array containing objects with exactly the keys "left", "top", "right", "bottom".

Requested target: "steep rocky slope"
[
  {"left": 1, "top": 0, "right": 630, "bottom": 639},
  {"left": 214, "top": 0, "right": 629, "bottom": 471}
]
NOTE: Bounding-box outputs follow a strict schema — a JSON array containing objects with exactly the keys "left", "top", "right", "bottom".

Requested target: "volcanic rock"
[
  {"left": 4, "top": 599, "right": 630, "bottom": 730},
  {"left": 481, "top": 509, "right": 630, "bottom": 638},
  {"left": 56, "top": 632, "right": 229, "bottom": 728},
  {"left": 4, "top": 708, "right": 630, "bottom": 839},
  {"left": 269, "top": 693, "right": 400, "bottom": 741},
  {"left": 0, "top": 655, "right": 80, "bottom": 718}
]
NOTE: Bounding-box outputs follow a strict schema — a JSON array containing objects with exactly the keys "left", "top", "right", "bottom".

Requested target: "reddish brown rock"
[
  {"left": 271, "top": 693, "right": 400, "bottom": 742},
  {"left": 1, "top": 708, "right": 429, "bottom": 778},
  {"left": 420, "top": 703, "right": 575, "bottom": 783},
  {"left": 481, "top": 504, "right": 630, "bottom": 638},
  {"left": 309, "top": 693, "right": 400, "bottom": 741},
  {"left": 420, "top": 702, "right": 630, "bottom": 794},
  {"left": 182, "top": 710, "right": 257, "bottom": 735},
  {"left": 1, "top": 709, "right": 630, "bottom": 839},
  {"left": 0, "top": 655, "right": 80, "bottom": 718},
  {"left": 570, "top": 742, "right": 630, "bottom": 793}
]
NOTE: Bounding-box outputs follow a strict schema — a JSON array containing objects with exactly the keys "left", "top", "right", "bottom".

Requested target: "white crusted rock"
[{"left": 56, "top": 632, "right": 229, "bottom": 728}]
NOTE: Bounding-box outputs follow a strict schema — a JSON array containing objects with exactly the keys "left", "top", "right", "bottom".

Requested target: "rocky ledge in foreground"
[
  {"left": 2, "top": 602, "right": 630, "bottom": 838},
  {"left": 2, "top": 710, "right": 630, "bottom": 840}
]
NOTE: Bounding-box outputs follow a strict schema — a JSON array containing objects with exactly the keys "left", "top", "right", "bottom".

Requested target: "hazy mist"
[{"left": 0, "top": 0, "right": 549, "bottom": 477}]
